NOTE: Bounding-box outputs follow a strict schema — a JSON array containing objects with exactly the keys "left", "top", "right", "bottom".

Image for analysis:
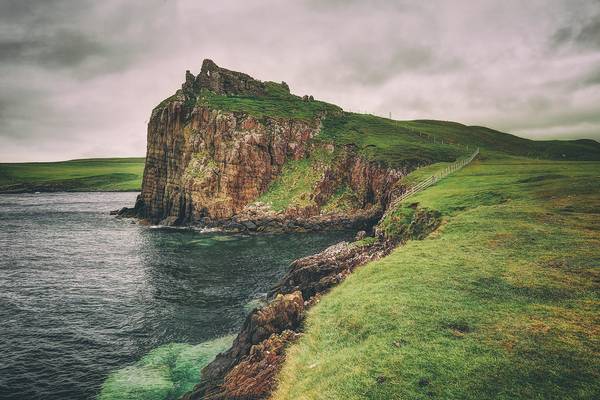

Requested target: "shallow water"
[{"left": 0, "top": 192, "right": 351, "bottom": 399}]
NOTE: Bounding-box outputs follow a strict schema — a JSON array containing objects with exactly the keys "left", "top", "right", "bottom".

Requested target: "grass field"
[
  {"left": 273, "top": 153, "right": 600, "bottom": 399},
  {"left": 319, "top": 113, "right": 600, "bottom": 167},
  {"left": 0, "top": 158, "right": 145, "bottom": 193}
]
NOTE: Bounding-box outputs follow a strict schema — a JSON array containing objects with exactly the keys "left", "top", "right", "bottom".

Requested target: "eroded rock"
[
  {"left": 184, "top": 291, "right": 304, "bottom": 400},
  {"left": 221, "top": 330, "right": 301, "bottom": 399}
]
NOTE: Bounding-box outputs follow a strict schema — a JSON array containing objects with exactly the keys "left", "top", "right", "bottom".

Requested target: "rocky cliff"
[
  {"left": 130, "top": 60, "right": 434, "bottom": 400},
  {"left": 182, "top": 206, "right": 441, "bottom": 400},
  {"left": 133, "top": 59, "right": 406, "bottom": 228}
]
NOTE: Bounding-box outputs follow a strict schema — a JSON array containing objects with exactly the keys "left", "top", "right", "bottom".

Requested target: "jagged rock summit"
[{"left": 182, "top": 59, "right": 281, "bottom": 97}]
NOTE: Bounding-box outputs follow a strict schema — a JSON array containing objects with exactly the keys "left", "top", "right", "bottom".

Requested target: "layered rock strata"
[{"left": 132, "top": 60, "right": 406, "bottom": 228}]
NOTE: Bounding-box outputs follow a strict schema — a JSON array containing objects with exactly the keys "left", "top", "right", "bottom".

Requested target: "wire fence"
[{"left": 383, "top": 148, "right": 480, "bottom": 216}]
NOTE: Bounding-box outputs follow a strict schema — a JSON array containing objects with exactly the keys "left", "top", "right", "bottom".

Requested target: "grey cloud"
[
  {"left": 337, "top": 46, "right": 436, "bottom": 86},
  {"left": 582, "top": 67, "right": 600, "bottom": 85},
  {"left": 0, "top": 30, "right": 106, "bottom": 69},
  {"left": 576, "top": 15, "right": 600, "bottom": 47},
  {"left": 552, "top": 9, "right": 600, "bottom": 49},
  {"left": 0, "top": 0, "right": 599, "bottom": 162}
]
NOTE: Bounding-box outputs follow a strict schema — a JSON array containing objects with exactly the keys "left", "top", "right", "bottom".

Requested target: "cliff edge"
[
  {"left": 127, "top": 59, "right": 600, "bottom": 400},
  {"left": 132, "top": 59, "right": 413, "bottom": 229}
]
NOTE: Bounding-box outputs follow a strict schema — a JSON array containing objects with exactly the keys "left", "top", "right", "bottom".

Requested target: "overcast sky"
[{"left": 1, "top": 0, "right": 599, "bottom": 162}]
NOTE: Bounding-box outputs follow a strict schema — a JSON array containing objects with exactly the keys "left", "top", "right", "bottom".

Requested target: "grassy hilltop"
[
  {"left": 274, "top": 154, "right": 600, "bottom": 399},
  {"left": 0, "top": 157, "right": 145, "bottom": 193},
  {"left": 192, "top": 87, "right": 600, "bottom": 398}
]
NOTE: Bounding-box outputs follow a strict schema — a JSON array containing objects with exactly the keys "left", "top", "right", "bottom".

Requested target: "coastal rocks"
[
  {"left": 212, "top": 207, "right": 382, "bottom": 233},
  {"left": 272, "top": 239, "right": 392, "bottom": 300},
  {"left": 138, "top": 104, "right": 319, "bottom": 224},
  {"left": 181, "top": 202, "right": 442, "bottom": 400},
  {"left": 184, "top": 291, "right": 304, "bottom": 400},
  {"left": 221, "top": 330, "right": 301, "bottom": 399},
  {"left": 134, "top": 60, "right": 408, "bottom": 228},
  {"left": 355, "top": 230, "right": 367, "bottom": 240},
  {"left": 184, "top": 205, "right": 443, "bottom": 399},
  {"left": 184, "top": 235, "right": 392, "bottom": 400},
  {"left": 109, "top": 207, "right": 137, "bottom": 218}
]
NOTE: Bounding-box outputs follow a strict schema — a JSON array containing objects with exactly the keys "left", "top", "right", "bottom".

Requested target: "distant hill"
[{"left": 0, "top": 158, "right": 145, "bottom": 193}]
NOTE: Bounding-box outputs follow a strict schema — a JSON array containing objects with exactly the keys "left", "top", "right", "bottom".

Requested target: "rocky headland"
[{"left": 126, "top": 59, "right": 442, "bottom": 399}]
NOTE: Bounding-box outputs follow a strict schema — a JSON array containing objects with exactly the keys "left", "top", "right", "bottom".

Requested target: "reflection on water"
[{"left": 0, "top": 192, "right": 352, "bottom": 400}]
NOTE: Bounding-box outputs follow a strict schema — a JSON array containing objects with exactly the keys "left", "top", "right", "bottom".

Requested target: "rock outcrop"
[
  {"left": 272, "top": 239, "right": 392, "bottom": 300},
  {"left": 129, "top": 59, "right": 437, "bottom": 400},
  {"left": 221, "top": 330, "right": 300, "bottom": 400},
  {"left": 138, "top": 106, "right": 319, "bottom": 224},
  {"left": 182, "top": 291, "right": 305, "bottom": 400},
  {"left": 133, "top": 60, "right": 407, "bottom": 227},
  {"left": 183, "top": 206, "right": 442, "bottom": 400}
]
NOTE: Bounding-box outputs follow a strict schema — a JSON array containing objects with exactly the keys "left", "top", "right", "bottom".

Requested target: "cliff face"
[
  {"left": 139, "top": 104, "right": 318, "bottom": 224},
  {"left": 136, "top": 60, "right": 318, "bottom": 224},
  {"left": 131, "top": 60, "right": 433, "bottom": 400},
  {"left": 135, "top": 60, "right": 405, "bottom": 226}
]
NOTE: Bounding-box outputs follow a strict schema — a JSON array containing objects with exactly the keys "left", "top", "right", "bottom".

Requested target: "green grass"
[
  {"left": 322, "top": 185, "right": 361, "bottom": 214},
  {"left": 397, "top": 161, "right": 454, "bottom": 187},
  {"left": 274, "top": 153, "right": 600, "bottom": 399},
  {"left": 256, "top": 149, "right": 338, "bottom": 212},
  {"left": 0, "top": 157, "right": 145, "bottom": 193},
  {"left": 317, "top": 113, "right": 600, "bottom": 168},
  {"left": 398, "top": 120, "right": 600, "bottom": 161},
  {"left": 194, "top": 85, "right": 341, "bottom": 122},
  {"left": 319, "top": 113, "right": 469, "bottom": 168},
  {"left": 257, "top": 158, "right": 323, "bottom": 211}
]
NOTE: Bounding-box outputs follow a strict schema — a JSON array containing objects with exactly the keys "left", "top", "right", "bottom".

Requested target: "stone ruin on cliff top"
[
  {"left": 181, "top": 59, "right": 276, "bottom": 97},
  {"left": 180, "top": 59, "right": 316, "bottom": 101}
]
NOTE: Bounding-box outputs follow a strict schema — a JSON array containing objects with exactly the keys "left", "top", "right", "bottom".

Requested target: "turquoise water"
[{"left": 0, "top": 192, "right": 351, "bottom": 399}]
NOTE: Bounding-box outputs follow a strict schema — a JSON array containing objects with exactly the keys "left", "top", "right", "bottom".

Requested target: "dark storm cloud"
[
  {"left": 0, "top": 31, "right": 106, "bottom": 69},
  {"left": 577, "top": 16, "right": 600, "bottom": 47},
  {"left": 0, "top": 0, "right": 599, "bottom": 162}
]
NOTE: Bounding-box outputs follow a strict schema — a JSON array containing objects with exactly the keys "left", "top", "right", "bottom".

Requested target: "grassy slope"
[
  {"left": 0, "top": 158, "right": 145, "bottom": 193},
  {"left": 319, "top": 114, "right": 600, "bottom": 166},
  {"left": 196, "top": 82, "right": 342, "bottom": 121},
  {"left": 190, "top": 85, "right": 599, "bottom": 165},
  {"left": 274, "top": 153, "right": 600, "bottom": 399}
]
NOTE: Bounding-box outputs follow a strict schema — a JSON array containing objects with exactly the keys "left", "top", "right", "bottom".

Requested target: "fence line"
[{"left": 383, "top": 148, "right": 480, "bottom": 217}]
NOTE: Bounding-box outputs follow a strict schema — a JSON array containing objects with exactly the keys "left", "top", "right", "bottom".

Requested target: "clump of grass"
[
  {"left": 378, "top": 204, "right": 442, "bottom": 242},
  {"left": 257, "top": 149, "right": 337, "bottom": 211},
  {"left": 352, "top": 236, "right": 379, "bottom": 248},
  {"left": 273, "top": 157, "right": 600, "bottom": 399},
  {"left": 257, "top": 158, "right": 322, "bottom": 211},
  {"left": 321, "top": 185, "right": 361, "bottom": 213}
]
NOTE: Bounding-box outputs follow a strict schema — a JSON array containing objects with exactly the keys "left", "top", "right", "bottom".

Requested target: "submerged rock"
[{"left": 99, "top": 336, "right": 233, "bottom": 400}]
